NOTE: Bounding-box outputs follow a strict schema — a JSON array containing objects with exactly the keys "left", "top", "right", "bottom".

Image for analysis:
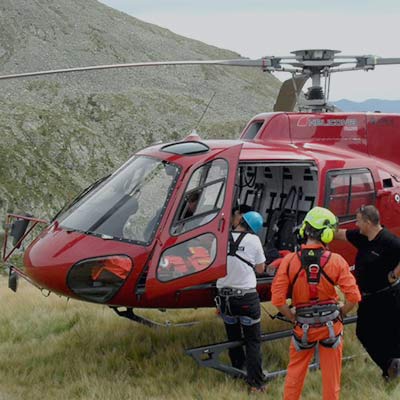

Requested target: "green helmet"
[
  {"left": 300, "top": 207, "right": 338, "bottom": 244},
  {"left": 304, "top": 207, "right": 337, "bottom": 230}
]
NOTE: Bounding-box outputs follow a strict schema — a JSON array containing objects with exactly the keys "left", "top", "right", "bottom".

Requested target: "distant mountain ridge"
[
  {"left": 0, "top": 0, "right": 281, "bottom": 230},
  {"left": 334, "top": 98, "right": 400, "bottom": 113}
]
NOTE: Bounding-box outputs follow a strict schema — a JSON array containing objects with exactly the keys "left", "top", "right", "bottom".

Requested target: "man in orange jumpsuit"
[{"left": 271, "top": 207, "right": 361, "bottom": 400}]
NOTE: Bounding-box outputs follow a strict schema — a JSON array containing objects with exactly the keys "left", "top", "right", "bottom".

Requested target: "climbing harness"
[
  {"left": 288, "top": 248, "right": 342, "bottom": 350},
  {"left": 215, "top": 287, "right": 260, "bottom": 326}
]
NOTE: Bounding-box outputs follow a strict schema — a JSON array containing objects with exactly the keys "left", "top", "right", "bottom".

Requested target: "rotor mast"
[{"left": 291, "top": 49, "right": 340, "bottom": 112}]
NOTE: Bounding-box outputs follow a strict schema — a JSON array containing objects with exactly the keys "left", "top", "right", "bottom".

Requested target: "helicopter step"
[
  {"left": 186, "top": 315, "right": 357, "bottom": 381},
  {"left": 110, "top": 306, "right": 199, "bottom": 328}
]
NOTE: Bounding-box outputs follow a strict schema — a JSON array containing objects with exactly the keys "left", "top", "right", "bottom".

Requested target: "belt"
[
  {"left": 218, "top": 287, "right": 257, "bottom": 297},
  {"left": 362, "top": 279, "right": 400, "bottom": 298}
]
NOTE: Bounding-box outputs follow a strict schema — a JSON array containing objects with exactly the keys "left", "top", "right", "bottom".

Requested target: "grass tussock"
[{"left": 0, "top": 279, "right": 398, "bottom": 400}]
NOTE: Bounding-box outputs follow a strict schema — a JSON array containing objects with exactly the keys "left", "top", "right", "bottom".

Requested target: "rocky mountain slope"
[{"left": 0, "top": 0, "right": 281, "bottom": 229}]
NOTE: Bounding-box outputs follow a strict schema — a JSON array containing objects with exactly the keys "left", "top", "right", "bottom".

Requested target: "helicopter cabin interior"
[{"left": 234, "top": 162, "right": 318, "bottom": 254}]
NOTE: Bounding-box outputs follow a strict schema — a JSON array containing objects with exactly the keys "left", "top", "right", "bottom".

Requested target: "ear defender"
[
  {"left": 299, "top": 222, "right": 334, "bottom": 243},
  {"left": 301, "top": 207, "right": 338, "bottom": 244},
  {"left": 320, "top": 226, "right": 334, "bottom": 244}
]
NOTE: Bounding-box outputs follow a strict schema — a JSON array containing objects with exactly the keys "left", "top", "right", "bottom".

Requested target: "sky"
[{"left": 98, "top": 0, "right": 400, "bottom": 101}]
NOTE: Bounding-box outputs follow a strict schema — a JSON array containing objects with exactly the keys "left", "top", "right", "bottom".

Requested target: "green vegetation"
[{"left": 0, "top": 280, "right": 398, "bottom": 400}]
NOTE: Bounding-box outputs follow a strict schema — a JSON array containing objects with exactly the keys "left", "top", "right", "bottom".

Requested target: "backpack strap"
[
  {"left": 288, "top": 251, "right": 303, "bottom": 289},
  {"left": 285, "top": 252, "right": 301, "bottom": 298},
  {"left": 228, "top": 231, "right": 246, "bottom": 256},
  {"left": 228, "top": 231, "right": 255, "bottom": 269},
  {"left": 319, "top": 251, "right": 334, "bottom": 286}
]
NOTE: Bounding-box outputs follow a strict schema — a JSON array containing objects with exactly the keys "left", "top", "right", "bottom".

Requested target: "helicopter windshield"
[{"left": 57, "top": 156, "right": 180, "bottom": 244}]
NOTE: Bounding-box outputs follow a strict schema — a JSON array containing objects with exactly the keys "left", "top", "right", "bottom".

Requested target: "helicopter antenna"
[{"left": 195, "top": 91, "right": 216, "bottom": 131}]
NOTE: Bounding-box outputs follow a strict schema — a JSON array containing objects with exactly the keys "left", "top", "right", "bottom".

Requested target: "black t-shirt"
[{"left": 346, "top": 228, "right": 400, "bottom": 293}]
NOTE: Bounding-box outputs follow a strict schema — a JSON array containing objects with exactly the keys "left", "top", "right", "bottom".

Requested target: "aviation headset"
[{"left": 298, "top": 207, "right": 338, "bottom": 244}]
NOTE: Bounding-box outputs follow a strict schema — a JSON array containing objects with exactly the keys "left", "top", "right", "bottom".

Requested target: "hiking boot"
[{"left": 387, "top": 358, "right": 400, "bottom": 381}]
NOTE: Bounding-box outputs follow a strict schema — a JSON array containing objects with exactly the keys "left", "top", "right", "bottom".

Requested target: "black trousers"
[
  {"left": 219, "top": 292, "right": 265, "bottom": 388},
  {"left": 356, "top": 287, "right": 400, "bottom": 376}
]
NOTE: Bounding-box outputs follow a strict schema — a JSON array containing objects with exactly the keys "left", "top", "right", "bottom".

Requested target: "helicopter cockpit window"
[
  {"left": 57, "top": 156, "right": 180, "bottom": 245},
  {"left": 171, "top": 159, "right": 228, "bottom": 235},
  {"left": 157, "top": 233, "right": 217, "bottom": 282},
  {"left": 161, "top": 141, "right": 209, "bottom": 155}
]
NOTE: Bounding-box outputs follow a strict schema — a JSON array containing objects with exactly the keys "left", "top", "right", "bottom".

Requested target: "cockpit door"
[{"left": 145, "top": 143, "right": 242, "bottom": 299}]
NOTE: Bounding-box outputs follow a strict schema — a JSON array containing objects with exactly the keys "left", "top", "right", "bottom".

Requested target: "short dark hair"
[
  {"left": 304, "top": 222, "right": 323, "bottom": 242},
  {"left": 357, "top": 205, "right": 380, "bottom": 225},
  {"left": 232, "top": 204, "right": 252, "bottom": 216}
]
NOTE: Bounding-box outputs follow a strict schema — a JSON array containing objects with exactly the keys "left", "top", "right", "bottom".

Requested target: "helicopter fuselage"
[{"left": 13, "top": 111, "right": 400, "bottom": 309}]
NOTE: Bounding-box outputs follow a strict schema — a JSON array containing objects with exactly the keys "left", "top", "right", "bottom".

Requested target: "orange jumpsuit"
[{"left": 271, "top": 244, "right": 361, "bottom": 400}]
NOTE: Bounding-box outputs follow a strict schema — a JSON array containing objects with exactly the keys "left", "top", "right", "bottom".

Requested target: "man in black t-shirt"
[{"left": 335, "top": 205, "right": 400, "bottom": 381}]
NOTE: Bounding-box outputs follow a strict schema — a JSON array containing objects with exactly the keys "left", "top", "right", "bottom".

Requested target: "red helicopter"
[
  {"left": 4, "top": 48, "right": 400, "bottom": 378},
  {"left": 3, "top": 51, "right": 400, "bottom": 373}
]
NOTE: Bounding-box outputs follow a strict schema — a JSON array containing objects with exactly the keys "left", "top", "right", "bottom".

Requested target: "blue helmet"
[{"left": 243, "top": 211, "right": 263, "bottom": 234}]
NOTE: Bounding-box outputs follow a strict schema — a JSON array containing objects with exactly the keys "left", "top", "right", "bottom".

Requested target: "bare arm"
[
  {"left": 255, "top": 262, "right": 265, "bottom": 274},
  {"left": 334, "top": 228, "right": 348, "bottom": 241},
  {"left": 340, "top": 301, "right": 357, "bottom": 318}
]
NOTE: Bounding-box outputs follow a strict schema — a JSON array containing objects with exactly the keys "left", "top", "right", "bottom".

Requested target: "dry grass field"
[{"left": 0, "top": 278, "right": 398, "bottom": 400}]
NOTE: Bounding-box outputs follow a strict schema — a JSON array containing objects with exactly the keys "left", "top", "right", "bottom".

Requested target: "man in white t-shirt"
[{"left": 216, "top": 207, "right": 266, "bottom": 393}]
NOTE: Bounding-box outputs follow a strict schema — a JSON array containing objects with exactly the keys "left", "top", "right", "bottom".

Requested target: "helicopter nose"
[{"left": 24, "top": 227, "right": 135, "bottom": 302}]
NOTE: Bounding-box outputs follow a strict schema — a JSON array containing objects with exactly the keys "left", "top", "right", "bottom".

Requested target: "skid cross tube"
[{"left": 186, "top": 315, "right": 357, "bottom": 381}]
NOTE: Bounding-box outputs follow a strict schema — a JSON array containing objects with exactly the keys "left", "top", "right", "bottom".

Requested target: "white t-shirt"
[{"left": 216, "top": 232, "right": 266, "bottom": 290}]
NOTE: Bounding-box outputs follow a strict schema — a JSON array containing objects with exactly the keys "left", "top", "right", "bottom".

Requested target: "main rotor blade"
[
  {"left": 374, "top": 57, "right": 400, "bottom": 65},
  {"left": 354, "top": 56, "right": 400, "bottom": 69},
  {"left": 0, "top": 59, "right": 268, "bottom": 80},
  {"left": 273, "top": 74, "right": 308, "bottom": 112}
]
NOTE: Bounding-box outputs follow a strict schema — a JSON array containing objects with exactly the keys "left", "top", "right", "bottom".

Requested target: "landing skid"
[
  {"left": 186, "top": 316, "right": 357, "bottom": 381},
  {"left": 110, "top": 306, "right": 198, "bottom": 328}
]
